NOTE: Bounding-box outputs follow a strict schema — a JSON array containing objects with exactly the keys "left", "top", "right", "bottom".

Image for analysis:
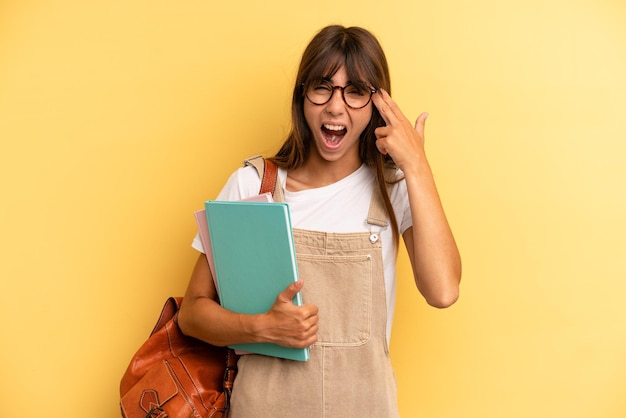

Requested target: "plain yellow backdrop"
[{"left": 1, "top": 0, "right": 625, "bottom": 416}]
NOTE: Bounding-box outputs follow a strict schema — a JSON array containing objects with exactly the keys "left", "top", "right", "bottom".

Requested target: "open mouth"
[{"left": 321, "top": 124, "right": 347, "bottom": 148}]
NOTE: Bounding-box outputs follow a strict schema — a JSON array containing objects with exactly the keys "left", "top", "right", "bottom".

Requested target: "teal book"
[{"left": 204, "top": 200, "right": 309, "bottom": 362}]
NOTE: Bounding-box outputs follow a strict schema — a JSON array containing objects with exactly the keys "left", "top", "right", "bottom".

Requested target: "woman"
[{"left": 179, "top": 25, "right": 461, "bottom": 417}]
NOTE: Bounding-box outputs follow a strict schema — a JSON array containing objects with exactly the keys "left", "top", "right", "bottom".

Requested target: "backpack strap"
[
  {"left": 244, "top": 155, "right": 284, "bottom": 202},
  {"left": 260, "top": 159, "right": 277, "bottom": 196}
]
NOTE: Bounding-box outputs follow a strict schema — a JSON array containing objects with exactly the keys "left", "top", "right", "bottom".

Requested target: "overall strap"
[
  {"left": 367, "top": 188, "right": 389, "bottom": 227},
  {"left": 366, "top": 168, "right": 396, "bottom": 228}
]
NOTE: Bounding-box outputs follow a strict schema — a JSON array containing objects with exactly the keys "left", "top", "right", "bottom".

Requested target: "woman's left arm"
[{"left": 372, "top": 89, "right": 461, "bottom": 308}]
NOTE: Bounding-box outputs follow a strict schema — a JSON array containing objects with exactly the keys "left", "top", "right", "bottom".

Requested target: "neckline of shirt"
[{"left": 279, "top": 164, "right": 370, "bottom": 198}]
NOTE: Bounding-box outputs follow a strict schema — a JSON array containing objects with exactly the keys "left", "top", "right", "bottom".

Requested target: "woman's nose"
[{"left": 325, "top": 87, "right": 346, "bottom": 114}]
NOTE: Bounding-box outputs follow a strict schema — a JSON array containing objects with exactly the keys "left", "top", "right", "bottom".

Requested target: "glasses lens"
[
  {"left": 343, "top": 84, "right": 371, "bottom": 109},
  {"left": 306, "top": 81, "right": 333, "bottom": 105}
]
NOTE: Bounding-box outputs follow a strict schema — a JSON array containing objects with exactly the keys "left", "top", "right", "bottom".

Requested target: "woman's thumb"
[
  {"left": 278, "top": 279, "right": 303, "bottom": 302},
  {"left": 414, "top": 112, "right": 429, "bottom": 137}
]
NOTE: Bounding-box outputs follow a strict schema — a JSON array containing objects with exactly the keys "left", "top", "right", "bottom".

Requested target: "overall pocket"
[{"left": 297, "top": 254, "right": 372, "bottom": 346}]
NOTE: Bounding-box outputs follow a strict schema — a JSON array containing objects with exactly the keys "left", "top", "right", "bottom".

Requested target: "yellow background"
[{"left": 1, "top": 0, "right": 625, "bottom": 416}]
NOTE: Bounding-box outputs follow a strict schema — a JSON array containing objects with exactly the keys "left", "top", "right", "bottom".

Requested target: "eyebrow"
[{"left": 317, "top": 77, "right": 368, "bottom": 87}]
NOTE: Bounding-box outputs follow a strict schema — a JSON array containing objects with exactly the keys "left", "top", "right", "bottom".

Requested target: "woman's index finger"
[{"left": 372, "top": 89, "right": 401, "bottom": 125}]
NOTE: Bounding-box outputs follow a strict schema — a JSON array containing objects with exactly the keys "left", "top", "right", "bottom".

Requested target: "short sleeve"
[{"left": 391, "top": 171, "right": 412, "bottom": 235}]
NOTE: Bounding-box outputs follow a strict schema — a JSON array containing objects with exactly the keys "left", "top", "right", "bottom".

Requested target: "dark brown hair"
[{"left": 270, "top": 25, "right": 400, "bottom": 245}]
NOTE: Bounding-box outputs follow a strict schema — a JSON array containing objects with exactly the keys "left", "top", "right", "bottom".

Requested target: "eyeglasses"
[{"left": 303, "top": 79, "right": 377, "bottom": 109}]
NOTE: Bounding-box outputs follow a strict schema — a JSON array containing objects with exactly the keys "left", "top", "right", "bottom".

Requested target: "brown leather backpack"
[{"left": 120, "top": 297, "right": 238, "bottom": 417}]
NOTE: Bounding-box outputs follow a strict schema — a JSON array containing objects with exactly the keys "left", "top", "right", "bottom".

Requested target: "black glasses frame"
[{"left": 302, "top": 80, "right": 378, "bottom": 109}]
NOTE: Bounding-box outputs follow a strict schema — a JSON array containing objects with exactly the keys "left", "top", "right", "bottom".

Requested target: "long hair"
[{"left": 270, "top": 25, "right": 401, "bottom": 245}]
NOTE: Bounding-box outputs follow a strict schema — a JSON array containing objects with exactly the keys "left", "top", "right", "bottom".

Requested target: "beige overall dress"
[{"left": 230, "top": 160, "right": 399, "bottom": 418}]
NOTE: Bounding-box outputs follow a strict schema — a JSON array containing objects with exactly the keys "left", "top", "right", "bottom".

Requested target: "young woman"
[{"left": 179, "top": 25, "right": 461, "bottom": 417}]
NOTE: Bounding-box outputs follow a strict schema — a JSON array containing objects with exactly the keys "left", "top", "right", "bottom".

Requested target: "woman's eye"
[
  {"left": 313, "top": 84, "right": 333, "bottom": 92},
  {"left": 345, "top": 86, "right": 366, "bottom": 96}
]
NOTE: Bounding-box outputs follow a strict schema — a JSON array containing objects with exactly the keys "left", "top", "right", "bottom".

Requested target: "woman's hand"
[
  {"left": 372, "top": 88, "right": 429, "bottom": 175},
  {"left": 258, "top": 280, "right": 319, "bottom": 349}
]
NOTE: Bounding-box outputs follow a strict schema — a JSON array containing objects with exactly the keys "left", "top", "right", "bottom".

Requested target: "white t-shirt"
[{"left": 192, "top": 164, "right": 413, "bottom": 343}]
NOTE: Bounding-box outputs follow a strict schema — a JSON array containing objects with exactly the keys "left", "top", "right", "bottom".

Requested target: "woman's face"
[{"left": 303, "top": 66, "right": 373, "bottom": 168}]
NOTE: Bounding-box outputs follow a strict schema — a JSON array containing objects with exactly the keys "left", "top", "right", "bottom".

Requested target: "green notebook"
[{"left": 204, "top": 200, "right": 309, "bottom": 362}]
